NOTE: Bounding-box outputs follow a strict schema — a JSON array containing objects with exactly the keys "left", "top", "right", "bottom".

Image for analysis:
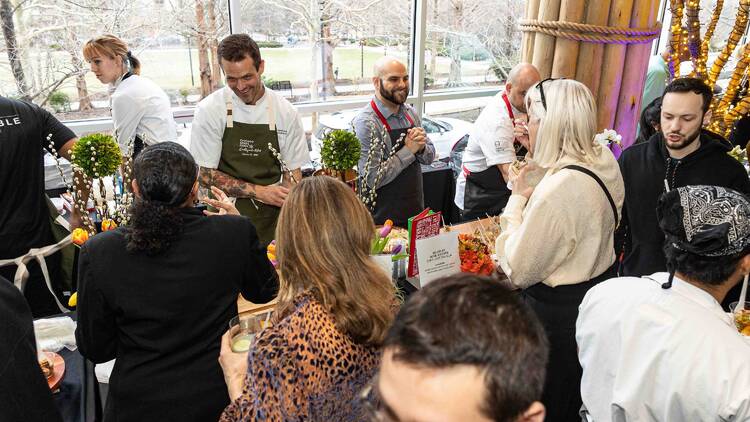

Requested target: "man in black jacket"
[{"left": 618, "top": 77, "right": 750, "bottom": 308}]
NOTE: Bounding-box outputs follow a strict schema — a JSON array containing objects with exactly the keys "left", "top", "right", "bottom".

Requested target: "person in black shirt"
[
  {"left": 618, "top": 78, "right": 750, "bottom": 309},
  {"left": 75, "top": 142, "right": 278, "bottom": 422},
  {"left": 0, "top": 274, "right": 62, "bottom": 422},
  {"left": 0, "top": 96, "right": 82, "bottom": 317}
]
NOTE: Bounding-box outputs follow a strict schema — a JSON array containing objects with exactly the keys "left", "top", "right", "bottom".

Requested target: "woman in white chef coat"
[{"left": 83, "top": 34, "right": 177, "bottom": 156}]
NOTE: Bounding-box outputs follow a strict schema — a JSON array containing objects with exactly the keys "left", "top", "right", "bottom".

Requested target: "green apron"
[{"left": 217, "top": 88, "right": 282, "bottom": 245}]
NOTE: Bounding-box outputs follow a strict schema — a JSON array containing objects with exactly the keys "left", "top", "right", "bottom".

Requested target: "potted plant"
[{"left": 317, "top": 129, "right": 360, "bottom": 184}]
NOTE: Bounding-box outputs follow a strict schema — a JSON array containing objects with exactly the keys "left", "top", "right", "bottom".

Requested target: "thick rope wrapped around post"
[{"left": 518, "top": 19, "right": 661, "bottom": 45}]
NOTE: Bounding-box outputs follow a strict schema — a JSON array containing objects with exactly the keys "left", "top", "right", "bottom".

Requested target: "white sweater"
[{"left": 495, "top": 149, "right": 624, "bottom": 288}]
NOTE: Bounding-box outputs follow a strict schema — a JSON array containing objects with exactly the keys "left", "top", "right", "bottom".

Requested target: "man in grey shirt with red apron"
[
  {"left": 353, "top": 57, "right": 435, "bottom": 227},
  {"left": 190, "top": 35, "right": 310, "bottom": 245}
]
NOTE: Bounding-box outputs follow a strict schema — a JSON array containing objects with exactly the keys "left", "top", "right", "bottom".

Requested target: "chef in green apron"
[{"left": 190, "top": 34, "right": 310, "bottom": 245}]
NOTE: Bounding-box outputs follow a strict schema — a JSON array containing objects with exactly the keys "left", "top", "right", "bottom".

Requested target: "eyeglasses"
[{"left": 536, "top": 77, "right": 565, "bottom": 110}]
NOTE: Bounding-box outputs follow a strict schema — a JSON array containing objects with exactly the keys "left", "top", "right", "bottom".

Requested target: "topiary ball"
[
  {"left": 321, "top": 129, "right": 361, "bottom": 172},
  {"left": 71, "top": 133, "right": 122, "bottom": 178}
]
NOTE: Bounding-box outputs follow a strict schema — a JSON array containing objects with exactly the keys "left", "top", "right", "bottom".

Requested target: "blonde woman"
[
  {"left": 495, "top": 78, "right": 624, "bottom": 421},
  {"left": 211, "top": 176, "right": 397, "bottom": 421},
  {"left": 83, "top": 35, "right": 177, "bottom": 155}
]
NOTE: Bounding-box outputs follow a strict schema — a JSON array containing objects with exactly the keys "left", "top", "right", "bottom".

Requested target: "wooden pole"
[
  {"left": 551, "top": 0, "right": 587, "bottom": 78},
  {"left": 522, "top": 0, "right": 542, "bottom": 62},
  {"left": 575, "top": 1, "right": 612, "bottom": 99},
  {"left": 596, "top": 0, "right": 636, "bottom": 133},
  {"left": 531, "top": 0, "right": 563, "bottom": 78},
  {"left": 613, "top": 0, "right": 662, "bottom": 151}
]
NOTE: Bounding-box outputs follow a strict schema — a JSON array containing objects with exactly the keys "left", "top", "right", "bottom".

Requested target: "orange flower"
[
  {"left": 101, "top": 219, "right": 117, "bottom": 231},
  {"left": 384, "top": 219, "right": 394, "bottom": 227},
  {"left": 71, "top": 228, "right": 89, "bottom": 246}
]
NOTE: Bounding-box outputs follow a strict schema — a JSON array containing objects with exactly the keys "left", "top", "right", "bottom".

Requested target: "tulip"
[
  {"left": 71, "top": 228, "right": 89, "bottom": 246},
  {"left": 379, "top": 224, "right": 392, "bottom": 238},
  {"left": 391, "top": 243, "right": 403, "bottom": 255},
  {"left": 101, "top": 219, "right": 117, "bottom": 231}
]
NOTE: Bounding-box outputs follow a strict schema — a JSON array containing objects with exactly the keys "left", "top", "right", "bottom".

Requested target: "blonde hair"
[
  {"left": 526, "top": 79, "right": 600, "bottom": 169},
  {"left": 274, "top": 176, "right": 396, "bottom": 345},
  {"left": 82, "top": 34, "right": 141, "bottom": 75}
]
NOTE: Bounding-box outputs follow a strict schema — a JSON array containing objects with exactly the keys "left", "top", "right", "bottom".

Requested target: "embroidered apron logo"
[{"left": 238, "top": 139, "right": 262, "bottom": 157}]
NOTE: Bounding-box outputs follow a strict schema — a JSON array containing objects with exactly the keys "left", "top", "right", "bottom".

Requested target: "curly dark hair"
[
  {"left": 125, "top": 142, "right": 198, "bottom": 256},
  {"left": 663, "top": 77, "right": 713, "bottom": 113},
  {"left": 383, "top": 273, "right": 548, "bottom": 422}
]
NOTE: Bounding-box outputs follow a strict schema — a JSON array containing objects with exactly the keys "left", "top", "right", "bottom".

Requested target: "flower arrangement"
[
  {"left": 371, "top": 219, "right": 408, "bottom": 261},
  {"left": 321, "top": 129, "right": 361, "bottom": 172},
  {"left": 266, "top": 240, "right": 278, "bottom": 268},
  {"left": 71, "top": 133, "right": 122, "bottom": 178},
  {"left": 458, "top": 234, "right": 495, "bottom": 275},
  {"left": 728, "top": 145, "right": 748, "bottom": 167},
  {"left": 594, "top": 129, "right": 623, "bottom": 149}
]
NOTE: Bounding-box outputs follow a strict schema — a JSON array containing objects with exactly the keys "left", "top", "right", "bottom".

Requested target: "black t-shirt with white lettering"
[{"left": 0, "top": 97, "right": 75, "bottom": 259}]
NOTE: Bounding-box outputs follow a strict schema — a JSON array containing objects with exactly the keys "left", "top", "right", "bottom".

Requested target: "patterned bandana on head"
[{"left": 657, "top": 185, "right": 750, "bottom": 288}]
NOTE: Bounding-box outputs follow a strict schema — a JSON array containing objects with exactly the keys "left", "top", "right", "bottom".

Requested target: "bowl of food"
[
  {"left": 729, "top": 301, "right": 750, "bottom": 336},
  {"left": 38, "top": 351, "right": 65, "bottom": 391}
]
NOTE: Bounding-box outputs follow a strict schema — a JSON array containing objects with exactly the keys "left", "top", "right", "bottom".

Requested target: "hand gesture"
[
  {"left": 218, "top": 330, "right": 249, "bottom": 401},
  {"left": 255, "top": 185, "right": 290, "bottom": 207},
  {"left": 513, "top": 116, "right": 530, "bottom": 151},
  {"left": 512, "top": 162, "right": 536, "bottom": 199},
  {"left": 405, "top": 127, "right": 427, "bottom": 154},
  {"left": 203, "top": 187, "right": 241, "bottom": 216}
]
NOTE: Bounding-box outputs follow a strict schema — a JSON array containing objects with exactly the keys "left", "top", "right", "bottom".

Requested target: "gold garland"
[
  {"left": 668, "top": 0, "right": 686, "bottom": 79},
  {"left": 707, "top": 0, "right": 750, "bottom": 87}
]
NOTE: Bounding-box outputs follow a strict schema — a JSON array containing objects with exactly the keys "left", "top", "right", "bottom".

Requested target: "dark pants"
[
  {"left": 521, "top": 265, "right": 616, "bottom": 422},
  {"left": 0, "top": 251, "right": 63, "bottom": 318}
]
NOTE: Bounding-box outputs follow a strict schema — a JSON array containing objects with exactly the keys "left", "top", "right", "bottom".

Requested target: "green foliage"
[
  {"left": 48, "top": 91, "right": 70, "bottom": 112},
  {"left": 179, "top": 88, "right": 190, "bottom": 99},
  {"left": 261, "top": 75, "right": 276, "bottom": 87},
  {"left": 71, "top": 133, "right": 122, "bottom": 178},
  {"left": 321, "top": 129, "right": 360, "bottom": 172},
  {"left": 257, "top": 40, "right": 283, "bottom": 48}
]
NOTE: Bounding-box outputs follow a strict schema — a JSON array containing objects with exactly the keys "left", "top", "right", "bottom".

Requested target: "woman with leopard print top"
[{"left": 214, "top": 176, "right": 398, "bottom": 421}]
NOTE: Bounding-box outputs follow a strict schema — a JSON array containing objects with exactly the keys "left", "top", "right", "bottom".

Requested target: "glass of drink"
[
  {"left": 228, "top": 314, "right": 266, "bottom": 353},
  {"left": 729, "top": 301, "right": 750, "bottom": 336}
]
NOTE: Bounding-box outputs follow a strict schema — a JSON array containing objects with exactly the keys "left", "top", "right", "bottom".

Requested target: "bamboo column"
[
  {"left": 575, "top": 1, "right": 613, "bottom": 99},
  {"left": 612, "top": 0, "right": 662, "bottom": 150},
  {"left": 551, "top": 0, "right": 587, "bottom": 77},
  {"left": 596, "top": 0, "right": 636, "bottom": 134},
  {"left": 522, "top": 0, "right": 542, "bottom": 62},
  {"left": 532, "top": 0, "right": 563, "bottom": 78}
]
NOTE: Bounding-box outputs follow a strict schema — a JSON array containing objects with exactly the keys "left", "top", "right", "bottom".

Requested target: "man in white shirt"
[
  {"left": 577, "top": 185, "right": 750, "bottom": 421},
  {"left": 455, "top": 63, "right": 540, "bottom": 221},
  {"left": 190, "top": 34, "right": 310, "bottom": 244}
]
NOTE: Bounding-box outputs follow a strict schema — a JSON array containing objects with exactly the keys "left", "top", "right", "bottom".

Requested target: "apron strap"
[
  {"left": 371, "top": 100, "right": 392, "bottom": 132},
  {"left": 267, "top": 92, "right": 276, "bottom": 131},
  {"left": 0, "top": 231, "right": 73, "bottom": 313},
  {"left": 501, "top": 92, "right": 515, "bottom": 124},
  {"left": 224, "top": 87, "right": 234, "bottom": 128}
]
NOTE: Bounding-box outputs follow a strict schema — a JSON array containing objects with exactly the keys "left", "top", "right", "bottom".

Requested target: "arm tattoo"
[{"left": 198, "top": 167, "right": 256, "bottom": 199}]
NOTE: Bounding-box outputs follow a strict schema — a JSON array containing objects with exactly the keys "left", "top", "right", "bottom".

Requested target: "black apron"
[
  {"left": 369, "top": 100, "right": 423, "bottom": 227},
  {"left": 520, "top": 166, "right": 619, "bottom": 422},
  {"left": 462, "top": 92, "right": 522, "bottom": 220},
  {"left": 217, "top": 88, "right": 283, "bottom": 245}
]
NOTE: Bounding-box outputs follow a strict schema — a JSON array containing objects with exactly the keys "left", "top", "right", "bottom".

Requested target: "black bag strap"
[{"left": 563, "top": 165, "right": 619, "bottom": 227}]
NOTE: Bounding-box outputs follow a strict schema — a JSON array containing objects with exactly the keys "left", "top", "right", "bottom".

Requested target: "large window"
[
  {"left": 0, "top": 0, "right": 229, "bottom": 120},
  {"left": 236, "top": 0, "right": 413, "bottom": 104},
  {"left": 424, "top": 0, "right": 525, "bottom": 91}
]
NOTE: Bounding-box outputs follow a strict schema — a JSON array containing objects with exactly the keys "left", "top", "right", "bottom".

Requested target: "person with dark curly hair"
[
  {"left": 577, "top": 185, "right": 750, "bottom": 421},
  {"left": 74, "top": 142, "right": 278, "bottom": 422}
]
